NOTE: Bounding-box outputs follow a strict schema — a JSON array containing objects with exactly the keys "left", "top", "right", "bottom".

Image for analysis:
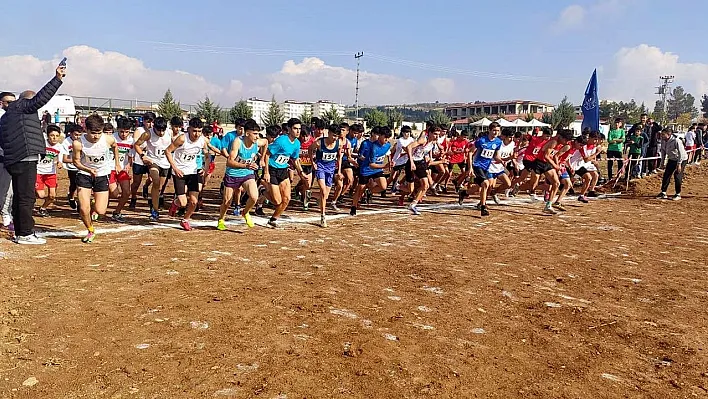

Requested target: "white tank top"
[
  {"left": 79, "top": 134, "right": 112, "bottom": 177},
  {"left": 172, "top": 134, "right": 204, "bottom": 175},
  {"left": 112, "top": 133, "right": 134, "bottom": 171},
  {"left": 489, "top": 141, "right": 515, "bottom": 174},
  {"left": 145, "top": 130, "right": 172, "bottom": 169},
  {"left": 132, "top": 127, "right": 149, "bottom": 166},
  {"left": 412, "top": 140, "right": 435, "bottom": 162}
]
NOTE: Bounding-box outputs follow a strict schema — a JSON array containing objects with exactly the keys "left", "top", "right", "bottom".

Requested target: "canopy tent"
[
  {"left": 528, "top": 119, "right": 551, "bottom": 127},
  {"left": 469, "top": 117, "right": 492, "bottom": 127},
  {"left": 511, "top": 119, "right": 532, "bottom": 128},
  {"left": 494, "top": 118, "right": 515, "bottom": 127}
]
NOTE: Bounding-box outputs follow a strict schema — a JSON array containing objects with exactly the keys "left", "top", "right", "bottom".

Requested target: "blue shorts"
[
  {"left": 560, "top": 170, "right": 570, "bottom": 179},
  {"left": 315, "top": 167, "right": 335, "bottom": 187}
]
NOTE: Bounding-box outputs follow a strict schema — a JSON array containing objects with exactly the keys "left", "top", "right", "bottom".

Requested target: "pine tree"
[
  {"left": 262, "top": 96, "right": 285, "bottom": 127},
  {"left": 229, "top": 100, "right": 252, "bottom": 122},
  {"left": 322, "top": 105, "right": 343, "bottom": 124},
  {"left": 299, "top": 108, "right": 312, "bottom": 125},
  {"left": 157, "top": 89, "right": 182, "bottom": 120},
  {"left": 195, "top": 95, "right": 222, "bottom": 124}
]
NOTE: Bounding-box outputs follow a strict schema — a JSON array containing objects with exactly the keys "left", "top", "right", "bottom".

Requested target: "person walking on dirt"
[{"left": 656, "top": 128, "right": 688, "bottom": 201}]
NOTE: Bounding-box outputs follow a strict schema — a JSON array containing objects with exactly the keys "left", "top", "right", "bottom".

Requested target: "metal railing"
[{"left": 72, "top": 96, "right": 198, "bottom": 115}]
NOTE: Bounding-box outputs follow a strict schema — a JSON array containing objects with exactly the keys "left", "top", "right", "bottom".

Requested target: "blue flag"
[{"left": 581, "top": 69, "right": 599, "bottom": 133}]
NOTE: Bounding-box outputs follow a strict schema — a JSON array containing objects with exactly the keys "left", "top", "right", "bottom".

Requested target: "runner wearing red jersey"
[
  {"left": 447, "top": 130, "right": 470, "bottom": 192},
  {"left": 535, "top": 130, "right": 573, "bottom": 214},
  {"left": 511, "top": 127, "right": 552, "bottom": 200},
  {"left": 294, "top": 124, "right": 316, "bottom": 211},
  {"left": 553, "top": 136, "right": 584, "bottom": 210}
]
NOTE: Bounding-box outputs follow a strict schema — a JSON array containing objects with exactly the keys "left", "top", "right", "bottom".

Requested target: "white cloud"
[
  {"left": 553, "top": 5, "right": 586, "bottom": 31},
  {"left": 552, "top": 0, "right": 634, "bottom": 32},
  {"left": 0, "top": 46, "right": 457, "bottom": 106},
  {"left": 602, "top": 44, "right": 708, "bottom": 105}
]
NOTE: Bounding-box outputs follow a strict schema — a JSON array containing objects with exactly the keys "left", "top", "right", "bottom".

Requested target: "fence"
[{"left": 73, "top": 96, "right": 198, "bottom": 115}]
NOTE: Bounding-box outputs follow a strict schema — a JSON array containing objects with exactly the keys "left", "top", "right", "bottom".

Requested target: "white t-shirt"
[
  {"left": 144, "top": 131, "right": 172, "bottom": 169},
  {"left": 112, "top": 133, "right": 135, "bottom": 171},
  {"left": 488, "top": 141, "right": 515, "bottom": 174},
  {"left": 392, "top": 136, "right": 415, "bottom": 166},
  {"left": 37, "top": 142, "right": 66, "bottom": 175},
  {"left": 78, "top": 134, "right": 112, "bottom": 177},
  {"left": 61, "top": 136, "right": 77, "bottom": 171}
]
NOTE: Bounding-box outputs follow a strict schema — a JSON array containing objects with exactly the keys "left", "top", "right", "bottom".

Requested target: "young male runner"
[
  {"left": 134, "top": 116, "right": 171, "bottom": 221},
  {"left": 332, "top": 123, "right": 362, "bottom": 206},
  {"left": 310, "top": 123, "right": 343, "bottom": 227},
  {"left": 61, "top": 122, "right": 83, "bottom": 210},
  {"left": 487, "top": 128, "right": 516, "bottom": 204},
  {"left": 295, "top": 122, "right": 316, "bottom": 210},
  {"left": 108, "top": 118, "right": 134, "bottom": 222},
  {"left": 403, "top": 124, "right": 441, "bottom": 215},
  {"left": 350, "top": 126, "right": 392, "bottom": 216},
  {"left": 447, "top": 129, "right": 470, "bottom": 192},
  {"left": 129, "top": 112, "right": 155, "bottom": 209},
  {"left": 553, "top": 136, "right": 583, "bottom": 210},
  {"left": 535, "top": 130, "right": 574, "bottom": 214},
  {"left": 389, "top": 125, "right": 415, "bottom": 195},
  {"left": 510, "top": 127, "right": 552, "bottom": 199},
  {"left": 165, "top": 117, "right": 210, "bottom": 230},
  {"left": 36, "top": 125, "right": 65, "bottom": 217},
  {"left": 72, "top": 115, "right": 121, "bottom": 243},
  {"left": 216, "top": 119, "right": 268, "bottom": 230},
  {"left": 458, "top": 122, "right": 503, "bottom": 216},
  {"left": 262, "top": 118, "right": 305, "bottom": 228},
  {"left": 569, "top": 132, "right": 601, "bottom": 202}
]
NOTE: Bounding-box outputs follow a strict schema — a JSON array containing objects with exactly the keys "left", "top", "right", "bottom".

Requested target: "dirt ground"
[{"left": 1, "top": 160, "right": 708, "bottom": 398}]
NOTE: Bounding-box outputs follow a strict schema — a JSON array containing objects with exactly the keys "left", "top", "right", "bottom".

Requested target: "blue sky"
[{"left": 1, "top": 0, "right": 707, "bottom": 107}]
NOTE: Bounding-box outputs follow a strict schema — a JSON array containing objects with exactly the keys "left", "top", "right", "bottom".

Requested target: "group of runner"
[{"left": 30, "top": 112, "right": 613, "bottom": 243}]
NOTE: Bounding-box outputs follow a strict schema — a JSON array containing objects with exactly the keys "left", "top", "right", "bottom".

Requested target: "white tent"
[
  {"left": 495, "top": 118, "right": 515, "bottom": 127},
  {"left": 469, "top": 117, "right": 492, "bottom": 127},
  {"left": 528, "top": 119, "right": 551, "bottom": 127},
  {"left": 511, "top": 119, "right": 532, "bottom": 128}
]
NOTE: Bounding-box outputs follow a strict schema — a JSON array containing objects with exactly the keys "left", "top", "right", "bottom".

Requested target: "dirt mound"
[{"left": 626, "top": 161, "right": 708, "bottom": 197}]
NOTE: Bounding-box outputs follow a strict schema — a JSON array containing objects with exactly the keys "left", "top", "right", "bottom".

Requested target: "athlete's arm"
[
  {"left": 225, "top": 138, "right": 245, "bottom": 169},
  {"left": 133, "top": 131, "right": 151, "bottom": 164},
  {"left": 308, "top": 139, "right": 320, "bottom": 171},
  {"left": 71, "top": 140, "right": 95, "bottom": 176}
]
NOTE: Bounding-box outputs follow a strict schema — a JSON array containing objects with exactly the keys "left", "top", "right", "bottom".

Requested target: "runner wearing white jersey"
[
  {"left": 569, "top": 132, "right": 601, "bottom": 203},
  {"left": 109, "top": 118, "right": 134, "bottom": 222},
  {"left": 36, "top": 125, "right": 65, "bottom": 217},
  {"left": 165, "top": 118, "right": 211, "bottom": 231},
  {"left": 61, "top": 122, "right": 83, "bottom": 210},
  {"left": 389, "top": 125, "right": 414, "bottom": 197},
  {"left": 134, "top": 116, "right": 171, "bottom": 221},
  {"left": 487, "top": 129, "right": 516, "bottom": 204},
  {"left": 129, "top": 112, "right": 155, "bottom": 209},
  {"left": 72, "top": 115, "right": 121, "bottom": 243},
  {"left": 402, "top": 124, "right": 442, "bottom": 215}
]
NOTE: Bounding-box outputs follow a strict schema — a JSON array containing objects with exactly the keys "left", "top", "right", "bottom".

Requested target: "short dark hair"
[
  {"left": 154, "top": 117, "right": 168, "bottom": 131},
  {"left": 558, "top": 130, "right": 574, "bottom": 141},
  {"left": 266, "top": 125, "right": 281, "bottom": 138},
  {"left": 117, "top": 118, "right": 132, "bottom": 130},
  {"left": 46, "top": 125, "right": 61, "bottom": 134},
  {"left": 243, "top": 119, "right": 260, "bottom": 132},
  {"left": 662, "top": 127, "right": 673, "bottom": 134},
  {"left": 378, "top": 126, "right": 392, "bottom": 138},
  {"left": 0, "top": 92, "right": 15, "bottom": 100},
  {"left": 103, "top": 123, "right": 114, "bottom": 132},
  {"left": 400, "top": 125, "right": 412, "bottom": 134},
  {"left": 65, "top": 122, "right": 83, "bottom": 134},
  {"left": 287, "top": 118, "right": 302, "bottom": 128},
  {"left": 488, "top": 122, "right": 501, "bottom": 130},
  {"left": 170, "top": 116, "right": 183, "bottom": 127},
  {"left": 202, "top": 125, "right": 213, "bottom": 134},
  {"left": 575, "top": 136, "right": 587, "bottom": 145},
  {"left": 350, "top": 123, "right": 365, "bottom": 134},
  {"left": 143, "top": 111, "right": 156, "bottom": 121},
  {"left": 370, "top": 126, "right": 381, "bottom": 135},
  {"left": 235, "top": 118, "right": 246, "bottom": 128},
  {"left": 339, "top": 122, "right": 350, "bottom": 129},
  {"left": 189, "top": 117, "right": 204, "bottom": 129},
  {"left": 329, "top": 124, "right": 342, "bottom": 135},
  {"left": 313, "top": 118, "right": 326, "bottom": 130},
  {"left": 501, "top": 128, "right": 514, "bottom": 137},
  {"left": 588, "top": 131, "right": 600, "bottom": 139},
  {"left": 541, "top": 127, "right": 553, "bottom": 136},
  {"left": 85, "top": 115, "right": 105, "bottom": 132}
]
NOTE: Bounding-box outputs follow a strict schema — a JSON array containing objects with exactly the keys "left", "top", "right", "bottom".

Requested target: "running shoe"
[
  {"left": 233, "top": 205, "right": 242, "bottom": 216},
  {"left": 320, "top": 214, "right": 327, "bottom": 228},
  {"left": 672, "top": 194, "right": 681, "bottom": 201},
  {"left": 149, "top": 209, "right": 159, "bottom": 222},
  {"left": 38, "top": 208, "right": 49, "bottom": 217},
  {"left": 655, "top": 192, "right": 668, "bottom": 200},
  {"left": 180, "top": 219, "right": 192, "bottom": 231},
  {"left": 458, "top": 190, "right": 467, "bottom": 205},
  {"left": 380, "top": 191, "right": 387, "bottom": 198},
  {"left": 475, "top": 202, "right": 482, "bottom": 210},
  {"left": 510, "top": 184, "right": 521, "bottom": 196},
  {"left": 331, "top": 203, "right": 339, "bottom": 212},
  {"left": 552, "top": 202, "right": 567, "bottom": 211},
  {"left": 243, "top": 212, "right": 255, "bottom": 228},
  {"left": 14, "top": 233, "right": 46, "bottom": 245},
  {"left": 91, "top": 212, "right": 99, "bottom": 222},
  {"left": 254, "top": 206, "right": 266, "bottom": 216},
  {"left": 267, "top": 219, "right": 278, "bottom": 229},
  {"left": 530, "top": 193, "right": 542, "bottom": 201},
  {"left": 68, "top": 198, "right": 77, "bottom": 210},
  {"left": 216, "top": 219, "right": 227, "bottom": 231},
  {"left": 128, "top": 197, "right": 137, "bottom": 210},
  {"left": 543, "top": 206, "right": 558, "bottom": 215},
  {"left": 111, "top": 213, "right": 125, "bottom": 223},
  {"left": 168, "top": 201, "right": 178, "bottom": 217},
  {"left": 577, "top": 195, "right": 589, "bottom": 203},
  {"left": 81, "top": 231, "right": 96, "bottom": 243},
  {"left": 492, "top": 194, "right": 501, "bottom": 205},
  {"left": 409, "top": 204, "right": 421, "bottom": 215},
  {"left": 349, "top": 206, "right": 357, "bottom": 216},
  {"left": 480, "top": 205, "right": 490, "bottom": 217}
]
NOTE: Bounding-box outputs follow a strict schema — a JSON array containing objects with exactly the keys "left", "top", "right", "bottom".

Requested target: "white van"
[{"left": 38, "top": 94, "right": 76, "bottom": 123}]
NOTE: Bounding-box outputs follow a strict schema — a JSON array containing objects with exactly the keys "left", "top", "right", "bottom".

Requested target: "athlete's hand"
[
  {"left": 142, "top": 155, "right": 153, "bottom": 166},
  {"left": 89, "top": 168, "right": 98, "bottom": 177},
  {"left": 57, "top": 163, "right": 63, "bottom": 170},
  {"left": 410, "top": 162, "right": 416, "bottom": 171},
  {"left": 174, "top": 168, "right": 184, "bottom": 178},
  {"left": 247, "top": 162, "right": 258, "bottom": 171},
  {"left": 263, "top": 173, "right": 270, "bottom": 183}
]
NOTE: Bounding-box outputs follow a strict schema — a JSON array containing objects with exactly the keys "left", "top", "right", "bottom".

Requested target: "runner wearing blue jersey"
[
  {"left": 263, "top": 118, "right": 305, "bottom": 228},
  {"left": 330, "top": 123, "right": 354, "bottom": 209},
  {"left": 458, "top": 122, "right": 503, "bottom": 216},
  {"left": 310, "top": 124, "right": 343, "bottom": 227},
  {"left": 350, "top": 126, "right": 392, "bottom": 216}
]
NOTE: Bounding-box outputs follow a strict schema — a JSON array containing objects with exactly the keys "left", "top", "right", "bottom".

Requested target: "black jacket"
[{"left": 0, "top": 77, "right": 63, "bottom": 166}]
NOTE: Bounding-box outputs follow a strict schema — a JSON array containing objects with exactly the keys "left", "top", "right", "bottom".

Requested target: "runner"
[
  {"left": 535, "top": 129, "right": 574, "bottom": 214},
  {"left": 402, "top": 124, "right": 441, "bottom": 215},
  {"left": 430, "top": 127, "right": 450, "bottom": 194},
  {"left": 350, "top": 126, "right": 392, "bottom": 216},
  {"left": 72, "top": 115, "right": 121, "bottom": 243},
  {"left": 108, "top": 118, "right": 134, "bottom": 222},
  {"left": 263, "top": 118, "right": 305, "bottom": 228},
  {"left": 133, "top": 116, "right": 171, "bottom": 221},
  {"left": 487, "top": 128, "right": 516, "bottom": 205},
  {"left": 165, "top": 117, "right": 210, "bottom": 231},
  {"left": 447, "top": 129, "right": 470, "bottom": 192},
  {"left": 510, "top": 127, "right": 552, "bottom": 200},
  {"left": 569, "top": 131, "right": 601, "bottom": 202},
  {"left": 129, "top": 111, "right": 155, "bottom": 209},
  {"left": 389, "top": 125, "right": 415, "bottom": 198},
  {"left": 309, "top": 123, "right": 343, "bottom": 227},
  {"left": 254, "top": 125, "right": 283, "bottom": 216},
  {"left": 331, "top": 123, "right": 362, "bottom": 206},
  {"left": 61, "top": 122, "right": 83, "bottom": 210},
  {"left": 295, "top": 122, "right": 317, "bottom": 211},
  {"left": 35, "top": 125, "right": 65, "bottom": 217},
  {"left": 553, "top": 136, "right": 584, "bottom": 209},
  {"left": 458, "top": 122, "right": 503, "bottom": 217}
]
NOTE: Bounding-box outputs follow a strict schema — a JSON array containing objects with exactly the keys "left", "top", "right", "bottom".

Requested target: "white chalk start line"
[{"left": 36, "top": 193, "right": 620, "bottom": 239}]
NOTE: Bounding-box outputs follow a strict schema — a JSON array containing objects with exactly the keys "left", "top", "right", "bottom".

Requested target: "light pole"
[
  {"left": 354, "top": 52, "right": 364, "bottom": 120},
  {"left": 657, "top": 75, "right": 674, "bottom": 126}
]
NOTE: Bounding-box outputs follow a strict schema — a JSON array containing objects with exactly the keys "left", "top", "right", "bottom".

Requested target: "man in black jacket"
[{"left": 0, "top": 65, "right": 65, "bottom": 244}]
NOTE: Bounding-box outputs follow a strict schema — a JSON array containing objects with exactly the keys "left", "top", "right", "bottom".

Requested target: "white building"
[
  {"left": 281, "top": 100, "right": 312, "bottom": 121},
  {"left": 246, "top": 97, "right": 270, "bottom": 126},
  {"left": 312, "top": 100, "right": 346, "bottom": 120}
]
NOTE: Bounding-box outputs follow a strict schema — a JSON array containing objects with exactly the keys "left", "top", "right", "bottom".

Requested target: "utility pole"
[
  {"left": 354, "top": 52, "right": 364, "bottom": 120},
  {"left": 656, "top": 75, "right": 674, "bottom": 125}
]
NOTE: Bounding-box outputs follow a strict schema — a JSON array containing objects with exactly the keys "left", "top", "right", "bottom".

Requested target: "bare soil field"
[{"left": 1, "top": 161, "right": 708, "bottom": 398}]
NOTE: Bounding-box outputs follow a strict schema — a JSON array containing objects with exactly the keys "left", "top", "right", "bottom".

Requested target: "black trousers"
[
  {"left": 645, "top": 147, "right": 658, "bottom": 172},
  {"left": 6, "top": 161, "right": 38, "bottom": 237},
  {"left": 660, "top": 160, "right": 684, "bottom": 195},
  {"left": 607, "top": 150, "right": 623, "bottom": 179}
]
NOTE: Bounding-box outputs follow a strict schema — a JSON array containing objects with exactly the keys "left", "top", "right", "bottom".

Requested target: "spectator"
[
  {"left": 54, "top": 108, "right": 60, "bottom": 124},
  {"left": 41, "top": 110, "right": 51, "bottom": 132},
  {"left": 0, "top": 92, "right": 14, "bottom": 231},
  {"left": 685, "top": 125, "right": 696, "bottom": 163},
  {"left": 0, "top": 65, "right": 65, "bottom": 244},
  {"left": 657, "top": 128, "right": 688, "bottom": 201},
  {"left": 695, "top": 123, "right": 704, "bottom": 164},
  {"left": 74, "top": 111, "right": 80, "bottom": 124},
  {"left": 606, "top": 118, "right": 626, "bottom": 179}
]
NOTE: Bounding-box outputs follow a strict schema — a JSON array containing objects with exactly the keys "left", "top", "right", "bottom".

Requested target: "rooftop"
[{"left": 445, "top": 100, "right": 555, "bottom": 108}]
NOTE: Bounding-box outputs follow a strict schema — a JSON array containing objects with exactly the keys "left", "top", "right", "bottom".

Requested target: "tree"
[
  {"left": 387, "top": 108, "right": 404, "bottom": 131},
  {"left": 675, "top": 112, "right": 692, "bottom": 129},
  {"left": 551, "top": 96, "right": 575, "bottom": 129},
  {"left": 524, "top": 113, "right": 534, "bottom": 122},
  {"left": 667, "top": 86, "right": 698, "bottom": 120},
  {"left": 322, "top": 105, "right": 343, "bottom": 124},
  {"left": 541, "top": 112, "right": 553, "bottom": 125},
  {"left": 195, "top": 95, "right": 222, "bottom": 124},
  {"left": 653, "top": 100, "right": 666, "bottom": 124},
  {"left": 262, "top": 96, "right": 285, "bottom": 127},
  {"left": 157, "top": 89, "right": 182, "bottom": 120},
  {"left": 429, "top": 110, "right": 451, "bottom": 127},
  {"left": 364, "top": 109, "right": 388, "bottom": 128},
  {"left": 229, "top": 100, "right": 252, "bottom": 122},
  {"left": 299, "top": 108, "right": 312, "bottom": 125}
]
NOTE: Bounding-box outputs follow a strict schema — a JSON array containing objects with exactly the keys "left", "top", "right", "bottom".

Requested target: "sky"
[{"left": 2, "top": 0, "right": 708, "bottom": 109}]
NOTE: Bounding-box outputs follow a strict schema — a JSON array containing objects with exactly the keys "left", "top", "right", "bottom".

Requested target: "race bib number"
[
  {"left": 532, "top": 147, "right": 541, "bottom": 155},
  {"left": 322, "top": 152, "right": 337, "bottom": 161},
  {"left": 301, "top": 149, "right": 309, "bottom": 158},
  {"left": 481, "top": 149, "right": 495, "bottom": 158},
  {"left": 40, "top": 156, "right": 53, "bottom": 164},
  {"left": 374, "top": 156, "right": 385, "bottom": 163},
  {"left": 155, "top": 149, "right": 166, "bottom": 157},
  {"left": 87, "top": 155, "right": 105, "bottom": 163},
  {"left": 275, "top": 155, "right": 290, "bottom": 165},
  {"left": 180, "top": 154, "right": 197, "bottom": 162},
  {"left": 118, "top": 154, "right": 126, "bottom": 163}
]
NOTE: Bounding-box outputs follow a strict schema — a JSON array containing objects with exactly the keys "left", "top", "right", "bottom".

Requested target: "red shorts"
[
  {"left": 686, "top": 145, "right": 696, "bottom": 151},
  {"left": 109, "top": 170, "right": 131, "bottom": 184},
  {"left": 207, "top": 162, "right": 216, "bottom": 175},
  {"left": 36, "top": 174, "right": 58, "bottom": 191}
]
